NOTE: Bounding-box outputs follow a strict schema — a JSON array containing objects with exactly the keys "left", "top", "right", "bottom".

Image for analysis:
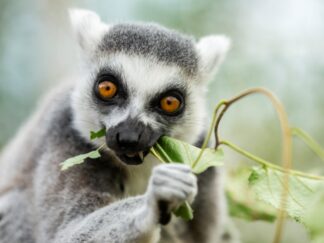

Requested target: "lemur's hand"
[{"left": 145, "top": 164, "right": 197, "bottom": 225}]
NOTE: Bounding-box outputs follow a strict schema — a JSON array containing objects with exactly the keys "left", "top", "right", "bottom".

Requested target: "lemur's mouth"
[
  {"left": 126, "top": 151, "right": 145, "bottom": 160},
  {"left": 116, "top": 150, "right": 150, "bottom": 165},
  {"left": 105, "top": 118, "right": 162, "bottom": 166}
]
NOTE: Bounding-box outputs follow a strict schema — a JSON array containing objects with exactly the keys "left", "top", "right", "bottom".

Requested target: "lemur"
[{"left": 0, "top": 9, "right": 237, "bottom": 243}]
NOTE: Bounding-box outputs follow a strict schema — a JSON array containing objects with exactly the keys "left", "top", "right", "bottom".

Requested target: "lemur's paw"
[{"left": 147, "top": 164, "right": 197, "bottom": 210}]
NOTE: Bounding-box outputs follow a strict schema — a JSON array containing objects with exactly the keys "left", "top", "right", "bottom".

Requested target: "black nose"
[
  {"left": 116, "top": 130, "right": 141, "bottom": 150},
  {"left": 106, "top": 119, "right": 150, "bottom": 153},
  {"left": 106, "top": 118, "right": 163, "bottom": 165}
]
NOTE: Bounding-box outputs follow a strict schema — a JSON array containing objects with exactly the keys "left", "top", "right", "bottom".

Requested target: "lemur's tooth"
[{"left": 138, "top": 151, "right": 144, "bottom": 161}]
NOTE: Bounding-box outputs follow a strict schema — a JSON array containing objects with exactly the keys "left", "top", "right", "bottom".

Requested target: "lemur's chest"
[{"left": 124, "top": 154, "right": 160, "bottom": 196}]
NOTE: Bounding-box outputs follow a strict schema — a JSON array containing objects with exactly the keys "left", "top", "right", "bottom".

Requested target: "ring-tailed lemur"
[{"left": 0, "top": 9, "right": 238, "bottom": 243}]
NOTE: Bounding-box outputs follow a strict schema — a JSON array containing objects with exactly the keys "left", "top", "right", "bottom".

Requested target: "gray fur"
[
  {"left": 99, "top": 23, "right": 198, "bottom": 75},
  {"left": 0, "top": 9, "right": 238, "bottom": 243},
  {"left": 0, "top": 86, "right": 222, "bottom": 242}
]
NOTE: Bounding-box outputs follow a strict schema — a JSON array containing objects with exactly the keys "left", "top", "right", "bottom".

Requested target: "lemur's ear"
[
  {"left": 196, "top": 35, "right": 231, "bottom": 80},
  {"left": 69, "top": 9, "right": 109, "bottom": 55}
]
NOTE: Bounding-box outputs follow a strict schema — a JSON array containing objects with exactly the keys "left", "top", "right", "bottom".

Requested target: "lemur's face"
[
  {"left": 70, "top": 10, "right": 230, "bottom": 165},
  {"left": 89, "top": 54, "right": 195, "bottom": 165}
]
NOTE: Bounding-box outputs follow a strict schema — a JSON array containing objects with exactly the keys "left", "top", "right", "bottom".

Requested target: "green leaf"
[
  {"left": 226, "top": 168, "right": 276, "bottom": 222},
  {"left": 248, "top": 166, "right": 323, "bottom": 223},
  {"left": 90, "top": 128, "right": 106, "bottom": 140},
  {"left": 153, "top": 136, "right": 224, "bottom": 174},
  {"left": 193, "top": 148, "right": 224, "bottom": 174},
  {"left": 173, "top": 201, "right": 194, "bottom": 221},
  {"left": 60, "top": 150, "right": 101, "bottom": 171},
  {"left": 303, "top": 186, "right": 324, "bottom": 242}
]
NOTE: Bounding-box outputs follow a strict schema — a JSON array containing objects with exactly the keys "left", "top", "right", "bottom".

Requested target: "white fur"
[
  {"left": 196, "top": 35, "right": 231, "bottom": 80},
  {"left": 69, "top": 9, "right": 109, "bottom": 57},
  {"left": 72, "top": 53, "right": 208, "bottom": 148}
]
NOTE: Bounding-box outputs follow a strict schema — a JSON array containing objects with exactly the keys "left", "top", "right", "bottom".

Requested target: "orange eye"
[
  {"left": 160, "top": 96, "right": 181, "bottom": 113},
  {"left": 97, "top": 81, "right": 117, "bottom": 100}
]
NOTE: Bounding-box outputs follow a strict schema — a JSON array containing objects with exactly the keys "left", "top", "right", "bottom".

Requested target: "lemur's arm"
[
  {"left": 34, "top": 150, "right": 197, "bottom": 243},
  {"left": 53, "top": 196, "right": 157, "bottom": 243}
]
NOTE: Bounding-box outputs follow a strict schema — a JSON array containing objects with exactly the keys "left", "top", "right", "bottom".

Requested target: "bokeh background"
[{"left": 0, "top": 0, "right": 323, "bottom": 242}]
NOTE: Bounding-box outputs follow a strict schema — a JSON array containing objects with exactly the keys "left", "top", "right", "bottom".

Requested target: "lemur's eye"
[
  {"left": 160, "top": 96, "right": 181, "bottom": 114},
  {"left": 97, "top": 81, "right": 117, "bottom": 100}
]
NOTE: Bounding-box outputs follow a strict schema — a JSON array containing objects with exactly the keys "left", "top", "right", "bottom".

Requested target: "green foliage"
[
  {"left": 90, "top": 128, "right": 106, "bottom": 140},
  {"left": 173, "top": 202, "right": 194, "bottom": 221},
  {"left": 226, "top": 168, "right": 276, "bottom": 222},
  {"left": 60, "top": 150, "right": 101, "bottom": 171},
  {"left": 248, "top": 167, "right": 323, "bottom": 224},
  {"left": 152, "top": 136, "right": 224, "bottom": 173},
  {"left": 227, "top": 192, "right": 276, "bottom": 222},
  {"left": 59, "top": 114, "right": 324, "bottom": 238},
  {"left": 304, "top": 186, "right": 324, "bottom": 242}
]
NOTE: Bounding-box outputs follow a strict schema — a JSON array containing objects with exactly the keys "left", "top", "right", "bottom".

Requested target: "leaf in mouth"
[{"left": 90, "top": 128, "right": 106, "bottom": 140}]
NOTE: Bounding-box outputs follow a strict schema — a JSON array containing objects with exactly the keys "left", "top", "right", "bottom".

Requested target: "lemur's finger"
[
  {"left": 155, "top": 169, "right": 196, "bottom": 187},
  {"left": 155, "top": 163, "right": 191, "bottom": 173},
  {"left": 157, "top": 187, "right": 188, "bottom": 201},
  {"left": 153, "top": 178, "right": 193, "bottom": 197}
]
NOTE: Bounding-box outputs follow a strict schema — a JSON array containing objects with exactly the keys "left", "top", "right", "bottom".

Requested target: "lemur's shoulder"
[{"left": 0, "top": 82, "right": 82, "bottom": 193}]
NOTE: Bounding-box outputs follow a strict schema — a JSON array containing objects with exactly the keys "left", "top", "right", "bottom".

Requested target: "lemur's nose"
[
  {"left": 105, "top": 118, "right": 163, "bottom": 165},
  {"left": 106, "top": 118, "right": 147, "bottom": 153},
  {"left": 116, "top": 130, "right": 141, "bottom": 150}
]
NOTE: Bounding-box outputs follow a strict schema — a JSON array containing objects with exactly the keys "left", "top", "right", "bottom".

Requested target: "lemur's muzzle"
[{"left": 106, "top": 119, "right": 162, "bottom": 165}]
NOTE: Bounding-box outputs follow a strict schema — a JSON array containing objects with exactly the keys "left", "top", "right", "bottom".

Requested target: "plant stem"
[
  {"left": 150, "top": 147, "right": 166, "bottom": 163},
  {"left": 211, "top": 88, "right": 293, "bottom": 243},
  {"left": 220, "top": 140, "right": 324, "bottom": 180},
  {"left": 191, "top": 100, "right": 227, "bottom": 169},
  {"left": 97, "top": 143, "right": 106, "bottom": 151},
  {"left": 291, "top": 127, "right": 324, "bottom": 161}
]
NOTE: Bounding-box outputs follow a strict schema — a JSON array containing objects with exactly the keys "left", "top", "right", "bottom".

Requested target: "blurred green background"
[{"left": 0, "top": 0, "right": 323, "bottom": 242}]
